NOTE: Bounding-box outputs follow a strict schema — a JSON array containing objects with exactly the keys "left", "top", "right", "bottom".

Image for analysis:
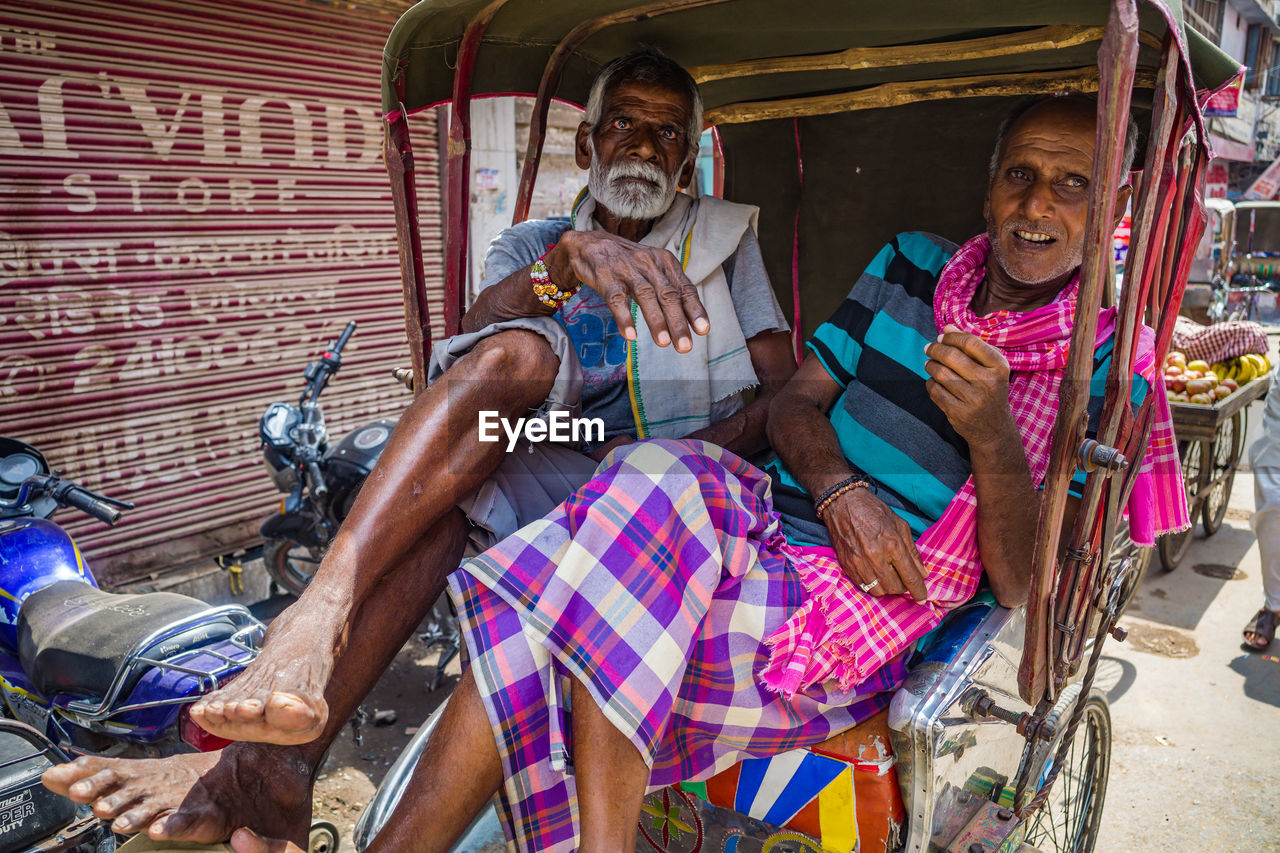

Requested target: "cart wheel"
[
  {"left": 1157, "top": 440, "right": 1205, "bottom": 571},
  {"left": 1201, "top": 412, "right": 1243, "bottom": 536},
  {"left": 308, "top": 820, "right": 339, "bottom": 853},
  {"left": 1022, "top": 686, "right": 1112, "bottom": 853}
]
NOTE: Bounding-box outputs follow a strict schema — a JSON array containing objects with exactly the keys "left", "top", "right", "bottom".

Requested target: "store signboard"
[
  {"left": 1245, "top": 157, "right": 1280, "bottom": 200},
  {"left": 1204, "top": 70, "right": 1244, "bottom": 118}
]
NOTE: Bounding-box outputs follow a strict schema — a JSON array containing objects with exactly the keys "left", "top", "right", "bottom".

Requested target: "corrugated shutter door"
[{"left": 0, "top": 0, "right": 442, "bottom": 585}]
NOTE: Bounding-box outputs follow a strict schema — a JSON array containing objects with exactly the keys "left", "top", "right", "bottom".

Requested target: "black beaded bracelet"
[{"left": 813, "top": 474, "right": 869, "bottom": 515}]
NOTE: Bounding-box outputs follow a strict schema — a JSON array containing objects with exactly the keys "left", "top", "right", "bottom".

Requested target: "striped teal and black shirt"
[{"left": 764, "top": 232, "right": 1148, "bottom": 547}]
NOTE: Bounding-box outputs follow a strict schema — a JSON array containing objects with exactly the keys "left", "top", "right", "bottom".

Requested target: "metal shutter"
[{"left": 0, "top": 0, "right": 442, "bottom": 585}]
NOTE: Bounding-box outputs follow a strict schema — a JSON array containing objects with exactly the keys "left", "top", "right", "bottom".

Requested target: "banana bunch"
[{"left": 1210, "top": 353, "right": 1272, "bottom": 383}]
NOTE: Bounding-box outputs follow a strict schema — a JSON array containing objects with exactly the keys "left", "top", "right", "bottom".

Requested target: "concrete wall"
[{"left": 1222, "top": 6, "right": 1249, "bottom": 59}]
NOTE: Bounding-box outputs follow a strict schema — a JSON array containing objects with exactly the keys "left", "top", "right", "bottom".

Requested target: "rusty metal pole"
[
  {"left": 1062, "top": 131, "right": 1199, "bottom": 671},
  {"left": 1153, "top": 144, "right": 1209, "bottom": 359},
  {"left": 384, "top": 105, "right": 432, "bottom": 395},
  {"left": 1018, "top": 0, "right": 1140, "bottom": 706},
  {"left": 443, "top": 0, "right": 511, "bottom": 338},
  {"left": 1050, "top": 41, "right": 1182, "bottom": 673}
]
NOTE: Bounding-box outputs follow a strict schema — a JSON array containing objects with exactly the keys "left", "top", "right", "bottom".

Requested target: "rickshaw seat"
[
  {"left": 685, "top": 707, "right": 905, "bottom": 852},
  {"left": 679, "top": 593, "right": 1000, "bottom": 852},
  {"left": 913, "top": 591, "right": 1000, "bottom": 666}
]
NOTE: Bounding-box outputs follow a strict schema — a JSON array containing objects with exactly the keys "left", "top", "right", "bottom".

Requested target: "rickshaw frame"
[{"left": 369, "top": 1, "right": 1240, "bottom": 849}]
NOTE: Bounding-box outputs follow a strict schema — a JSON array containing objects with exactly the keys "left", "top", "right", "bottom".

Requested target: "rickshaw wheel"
[
  {"left": 1106, "top": 519, "right": 1151, "bottom": 619},
  {"left": 1157, "top": 440, "right": 1205, "bottom": 571},
  {"left": 1201, "top": 413, "right": 1243, "bottom": 536},
  {"left": 1022, "top": 686, "right": 1112, "bottom": 853}
]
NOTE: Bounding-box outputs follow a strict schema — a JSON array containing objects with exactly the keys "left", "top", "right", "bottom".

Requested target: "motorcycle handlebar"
[
  {"left": 307, "top": 461, "right": 328, "bottom": 498},
  {"left": 61, "top": 487, "right": 125, "bottom": 526},
  {"left": 332, "top": 321, "right": 357, "bottom": 355}
]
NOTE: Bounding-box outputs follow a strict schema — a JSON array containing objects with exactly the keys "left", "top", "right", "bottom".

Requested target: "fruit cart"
[{"left": 1159, "top": 373, "right": 1271, "bottom": 570}]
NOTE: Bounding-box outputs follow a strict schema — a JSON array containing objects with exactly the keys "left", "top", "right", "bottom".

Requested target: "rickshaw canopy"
[
  {"left": 378, "top": 0, "right": 1240, "bottom": 708},
  {"left": 382, "top": 0, "right": 1238, "bottom": 118},
  {"left": 381, "top": 0, "right": 1237, "bottom": 341}
]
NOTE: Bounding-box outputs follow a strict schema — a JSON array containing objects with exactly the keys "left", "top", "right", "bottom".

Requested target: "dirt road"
[
  {"left": 307, "top": 638, "right": 458, "bottom": 852},
  {"left": 1095, "top": 469, "right": 1280, "bottom": 851}
]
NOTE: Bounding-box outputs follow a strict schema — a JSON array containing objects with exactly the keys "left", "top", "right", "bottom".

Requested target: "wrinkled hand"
[
  {"left": 551, "top": 230, "right": 709, "bottom": 353},
  {"left": 824, "top": 488, "right": 928, "bottom": 603},
  {"left": 924, "top": 324, "right": 1013, "bottom": 445}
]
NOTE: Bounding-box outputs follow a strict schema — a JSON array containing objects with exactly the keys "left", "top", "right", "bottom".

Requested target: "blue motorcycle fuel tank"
[{"left": 0, "top": 518, "right": 94, "bottom": 652}]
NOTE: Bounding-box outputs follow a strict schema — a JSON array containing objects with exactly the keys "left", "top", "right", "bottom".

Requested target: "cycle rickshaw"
[{"left": 354, "top": 2, "right": 1238, "bottom": 850}]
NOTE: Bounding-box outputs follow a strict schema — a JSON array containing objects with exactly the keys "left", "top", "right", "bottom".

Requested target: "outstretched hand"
[
  {"left": 550, "top": 230, "right": 709, "bottom": 353},
  {"left": 823, "top": 488, "right": 928, "bottom": 603},
  {"left": 924, "top": 324, "right": 1014, "bottom": 446}
]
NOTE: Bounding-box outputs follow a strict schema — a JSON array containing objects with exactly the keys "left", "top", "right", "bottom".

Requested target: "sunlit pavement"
[{"left": 1096, "top": 464, "right": 1280, "bottom": 851}]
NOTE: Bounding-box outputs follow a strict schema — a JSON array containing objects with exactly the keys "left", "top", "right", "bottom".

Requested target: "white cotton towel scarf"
[{"left": 570, "top": 189, "right": 760, "bottom": 439}]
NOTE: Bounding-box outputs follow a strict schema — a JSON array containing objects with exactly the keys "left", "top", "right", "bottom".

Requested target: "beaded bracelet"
[
  {"left": 813, "top": 475, "right": 870, "bottom": 521},
  {"left": 531, "top": 247, "right": 578, "bottom": 309}
]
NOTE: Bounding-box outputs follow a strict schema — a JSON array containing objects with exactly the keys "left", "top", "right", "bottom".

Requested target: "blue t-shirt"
[{"left": 477, "top": 216, "right": 788, "bottom": 447}]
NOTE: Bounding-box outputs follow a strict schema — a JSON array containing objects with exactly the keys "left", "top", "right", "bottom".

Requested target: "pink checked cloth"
[
  {"left": 1170, "top": 315, "right": 1270, "bottom": 364},
  {"left": 759, "top": 234, "right": 1190, "bottom": 698}
]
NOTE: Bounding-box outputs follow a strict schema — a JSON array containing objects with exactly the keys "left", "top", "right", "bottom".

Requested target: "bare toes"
[
  {"left": 265, "top": 693, "right": 321, "bottom": 728},
  {"left": 192, "top": 698, "right": 225, "bottom": 720},
  {"left": 68, "top": 769, "right": 123, "bottom": 803},
  {"left": 95, "top": 787, "right": 142, "bottom": 821},
  {"left": 43, "top": 758, "right": 107, "bottom": 797},
  {"left": 224, "top": 695, "right": 268, "bottom": 721},
  {"left": 237, "top": 697, "right": 266, "bottom": 717},
  {"left": 151, "top": 805, "right": 231, "bottom": 843},
  {"left": 113, "top": 802, "right": 167, "bottom": 834}
]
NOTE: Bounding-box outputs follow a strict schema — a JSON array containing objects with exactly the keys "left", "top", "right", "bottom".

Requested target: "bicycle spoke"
[{"left": 1024, "top": 701, "right": 1109, "bottom": 853}]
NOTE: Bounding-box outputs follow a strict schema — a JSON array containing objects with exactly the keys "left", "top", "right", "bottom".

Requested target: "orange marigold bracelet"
[
  {"left": 813, "top": 475, "right": 870, "bottom": 521},
  {"left": 531, "top": 246, "right": 578, "bottom": 309}
]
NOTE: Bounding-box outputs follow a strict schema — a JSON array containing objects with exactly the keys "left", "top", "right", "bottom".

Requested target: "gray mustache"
[
  {"left": 1004, "top": 221, "right": 1063, "bottom": 241},
  {"left": 606, "top": 161, "right": 669, "bottom": 186}
]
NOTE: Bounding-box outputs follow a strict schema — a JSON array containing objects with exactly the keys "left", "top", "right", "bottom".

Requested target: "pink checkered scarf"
[{"left": 759, "top": 234, "right": 1188, "bottom": 698}]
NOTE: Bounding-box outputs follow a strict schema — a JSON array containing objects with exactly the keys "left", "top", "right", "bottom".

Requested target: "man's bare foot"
[
  {"left": 230, "top": 828, "right": 305, "bottom": 853},
  {"left": 42, "top": 743, "right": 312, "bottom": 843},
  {"left": 189, "top": 603, "right": 336, "bottom": 744}
]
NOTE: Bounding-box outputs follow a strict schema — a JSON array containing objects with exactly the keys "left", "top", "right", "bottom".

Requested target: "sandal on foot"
[{"left": 1242, "top": 608, "right": 1279, "bottom": 651}]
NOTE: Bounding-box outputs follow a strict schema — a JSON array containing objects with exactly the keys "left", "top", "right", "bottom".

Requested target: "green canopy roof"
[
  {"left": 383, "top": 1, "right": 1242, "bottom": 343},
  {"left": 382, "top": 0, "right": 1240, "bottom": 115}
]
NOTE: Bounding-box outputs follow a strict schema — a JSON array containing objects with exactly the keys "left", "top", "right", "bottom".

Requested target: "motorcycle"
[
  {"left": 0, "top": 437, "right": 263, "bottom": 757},
  {"left": 0, "top": 717, "right": 115, "bottom": 852},
  {"left": 257, "top": 321, "right": 397, "bottom": 596},
  {"left": 256, "top": 324, "right": 459, "bottom": 687}
]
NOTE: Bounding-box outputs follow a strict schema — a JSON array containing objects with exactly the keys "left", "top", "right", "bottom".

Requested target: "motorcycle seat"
[{"left": 17, "top": 581, "right": 239, "bottom": 701}]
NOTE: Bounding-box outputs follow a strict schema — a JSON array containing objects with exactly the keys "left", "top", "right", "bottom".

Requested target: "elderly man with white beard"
[{"left": 42, "top": 48, "right": 797, "bottom": 849}]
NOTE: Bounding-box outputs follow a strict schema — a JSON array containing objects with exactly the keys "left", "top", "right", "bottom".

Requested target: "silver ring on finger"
[{"left": 858, "top": 578, "right": 881, "bottom": 592}]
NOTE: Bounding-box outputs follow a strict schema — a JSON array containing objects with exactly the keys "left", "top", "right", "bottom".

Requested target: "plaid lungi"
[{"left": 450, "top": 439, "right": 907, "bottom": 852}]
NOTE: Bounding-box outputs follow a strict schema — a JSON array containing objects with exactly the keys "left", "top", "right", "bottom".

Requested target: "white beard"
[{"left": 587, "top": 143, "right": 682, "bottom": 221}]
